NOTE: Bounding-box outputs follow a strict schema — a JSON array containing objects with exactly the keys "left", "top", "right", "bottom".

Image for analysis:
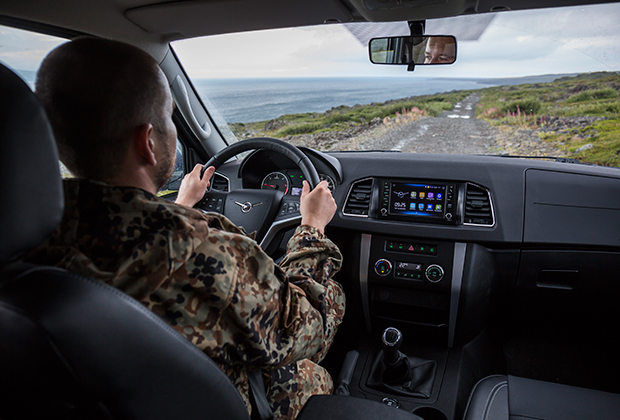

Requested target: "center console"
[{"left": 362, "top": 234, "right": 463, "bottom": 347}]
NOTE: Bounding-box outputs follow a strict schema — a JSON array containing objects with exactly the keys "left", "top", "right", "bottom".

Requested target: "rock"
[
  {"left": 264, "top": 119, "right": 285, "bottom": 131},
  {"left": 575, "top": 143, "right": 594, "bottom": 153}
]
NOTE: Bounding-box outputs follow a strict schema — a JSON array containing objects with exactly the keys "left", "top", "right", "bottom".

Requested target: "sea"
[{"left": 193, "top": 77, "right": 502, "bottom": 124}]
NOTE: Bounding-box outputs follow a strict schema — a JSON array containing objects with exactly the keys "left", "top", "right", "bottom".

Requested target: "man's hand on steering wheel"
[
  {"left": 193, "top": 137, "right": 326, "bottom": 246},
  {"left": 300, "top": 180, "right": 336, "bottom": 235},
  {"left": 175, "top": 164, "right": 215, "bottom": 207}
]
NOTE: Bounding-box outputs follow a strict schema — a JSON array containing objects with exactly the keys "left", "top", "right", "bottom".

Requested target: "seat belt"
[{"left": 248, "top": 370, "right": 274, "bottom": 420}]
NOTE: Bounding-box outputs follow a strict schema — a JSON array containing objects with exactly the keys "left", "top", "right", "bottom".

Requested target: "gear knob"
[{"left": 382, "top": 327, "right": 403, "bottom": 365}]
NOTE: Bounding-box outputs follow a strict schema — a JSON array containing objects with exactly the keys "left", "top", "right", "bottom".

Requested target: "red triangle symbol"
[{"left": 408, "top": 245, "right": 415, "bottom": 251}]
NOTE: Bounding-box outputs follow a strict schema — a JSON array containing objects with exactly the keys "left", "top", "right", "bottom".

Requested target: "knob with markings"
[
  {"left": 425, "top": 264, "right": 444, "bottom": 282},
  {"left": 374, "top": 259, "right": 392, "bottom": 276}
]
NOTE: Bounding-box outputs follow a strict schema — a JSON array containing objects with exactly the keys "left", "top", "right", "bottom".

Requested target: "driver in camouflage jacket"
[{"left": 26, "top": 37, "right": 345, "bottom": 420}]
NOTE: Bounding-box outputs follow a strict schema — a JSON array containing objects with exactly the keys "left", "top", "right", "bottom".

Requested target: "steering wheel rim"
[
  {"left": 201, "top": 137, "right": 320, "bottom": 188},
  {"left": 197, "top": 137, "right": 320, "bottom": 248}
]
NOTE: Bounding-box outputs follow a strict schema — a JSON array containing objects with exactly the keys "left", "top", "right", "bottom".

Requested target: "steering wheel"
[{"left": 197, "top": 137, "right": 320, "bottom": 247}]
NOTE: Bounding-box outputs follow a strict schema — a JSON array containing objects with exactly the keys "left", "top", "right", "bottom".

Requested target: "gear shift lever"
[
  {"left": 382, "top": 327, "right": 403, "bottom": 365},
  {"left": 367, "top": 327, "right": 438, "bottom": 398}
]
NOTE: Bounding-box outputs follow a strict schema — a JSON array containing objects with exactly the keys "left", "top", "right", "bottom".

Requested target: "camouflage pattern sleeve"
[
  {"left": 278, "top": 225, "right": 345, "bottom": 363},
  {"left": 184, "top": 219, "right": 345, "bottom": 372}
]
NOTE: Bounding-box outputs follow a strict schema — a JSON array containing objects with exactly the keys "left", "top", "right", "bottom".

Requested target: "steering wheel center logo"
[{"left": 234, "top": 200, "right": 263, "bottom": 213}]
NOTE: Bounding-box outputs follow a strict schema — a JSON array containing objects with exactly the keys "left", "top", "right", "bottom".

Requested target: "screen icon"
[
  {"left": 436, "top": 204, "right": 442, "bottom": 211},
  {"left": 409, "top": 202, "right": 416, "bottom": 210},
  {"left": 426, "top": 204, "right": 433, "bottom": 211},
  {"left": 419, "top": 192, "right": 425, "bottom": 199},
  {"left": 437, "top": 193, "right": 443, "bottom": 200},
  {"left": 428, "top": 192, "right": 434, "bottom": 199},
  {"left": 410, "top": 191, "right": 417, "bottom": 199},
  {"left": 418, "top": 203, "right": 424, "bottom": 210}
]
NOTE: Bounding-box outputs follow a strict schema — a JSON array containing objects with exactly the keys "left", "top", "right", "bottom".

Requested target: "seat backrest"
[
  {"left": 0, "top": 62, "right": 249, "bottom": 419},
  {"left": 0, "top": 63, "right": 63, "bottom": 266}
]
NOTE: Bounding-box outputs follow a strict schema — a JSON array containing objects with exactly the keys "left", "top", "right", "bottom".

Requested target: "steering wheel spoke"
[
  {"left": 196, "top": 190, "right": 227, "bottom": 213},
  {"left": 276, "top": 197, "right": 301, "bottom": 220}
]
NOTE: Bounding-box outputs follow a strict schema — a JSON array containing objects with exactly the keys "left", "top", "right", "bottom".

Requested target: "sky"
[{"left": 1, "top": 3, "right": 619, "bottom": 81}]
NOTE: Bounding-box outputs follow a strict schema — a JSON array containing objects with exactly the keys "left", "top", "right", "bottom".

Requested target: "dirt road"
[
  {"left": 381, "top": 93, "right": 495, "bottom": 154},
  {"left": 289, "top": 93, "right": 567, "bottom": 157}
]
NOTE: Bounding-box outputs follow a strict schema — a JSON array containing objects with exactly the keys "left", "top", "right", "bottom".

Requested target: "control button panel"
[
  {"left": 385, "top": 241, "right": 437, "bottom": 255},
  {"left": 278, "top": 201, "right": 300, "bottom": 217},
  {"left": 200, "top": 196, "right": 224, "bottom": 213},
  {"left": 425, "top": 264, "right": 445, "bottom": 282},
  {"left": 394, "top": 261, "right": 423, "bottom": 280},
  {"left": 374, "top": 259, "right": 392, "bottom": 276}
]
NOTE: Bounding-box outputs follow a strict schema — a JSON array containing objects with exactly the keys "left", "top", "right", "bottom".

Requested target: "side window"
[
  {"left": 157, "top": 139, "right": 186, "bottom": 198},
  {"left": 0, "top": 25, "right": 66, "bottom": 88}
]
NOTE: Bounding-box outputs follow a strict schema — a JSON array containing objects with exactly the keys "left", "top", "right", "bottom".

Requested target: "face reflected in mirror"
[
  {"left": 424, "top": 37, "right": 456, "bottom": 64},
  {"left": 369, "top": 35, "right": 457, "bottom": 66}
]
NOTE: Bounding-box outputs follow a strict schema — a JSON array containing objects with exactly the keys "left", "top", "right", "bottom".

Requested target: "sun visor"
[
  {"left": 343, "top": 14, "right": 494, "bottom": 47},
  {"left": 126, "top": 0, "right": 352, "bottom": 38},
  {"left": 475, "top": 0, "right": 619, "bottom": 12}
]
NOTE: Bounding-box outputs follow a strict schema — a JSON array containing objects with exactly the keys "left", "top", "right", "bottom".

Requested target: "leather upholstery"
[
  {"left": 0, "top": 266, "right": 250, "bottom": 419},
  {"left": 0, "top": 63, "right": 63, "bottom": 265},
  {"left": 463, "top": 375, "right": 620, "bottom": 420},
  {"left": 0, "top": 63, "right": 250, "bottom": 419}
]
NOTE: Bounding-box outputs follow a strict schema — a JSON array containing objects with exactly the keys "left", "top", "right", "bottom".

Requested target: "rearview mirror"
[{"left": 369, "top": 36, "right": 457, "bottom": 65}]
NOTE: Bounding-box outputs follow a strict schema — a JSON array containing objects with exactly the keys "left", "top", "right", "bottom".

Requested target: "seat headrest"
[{"left": 0, "top": 64, "right": 64, "bottom": 266}]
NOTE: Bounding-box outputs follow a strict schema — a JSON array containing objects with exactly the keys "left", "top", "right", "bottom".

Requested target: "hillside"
[{"left": 230, "top": 72, "right": 620, "bottom": 166}]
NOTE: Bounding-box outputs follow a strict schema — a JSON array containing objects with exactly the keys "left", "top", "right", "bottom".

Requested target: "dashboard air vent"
[
  {"left": 211, "top": 173, "right": 229, "bottom": 192},
  {"left": 464, "top": 183, "right": 494, "bottom": 226},
  {"left": 343, "top": 178, "right": 373, "bottom": 217}
]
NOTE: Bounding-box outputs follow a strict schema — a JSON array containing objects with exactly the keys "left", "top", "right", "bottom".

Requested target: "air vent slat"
[
  {"left": 211, "top": 174, "right": 229, "bottom": 192},
  {"left": 464, "top": 184, "right": 494, "bottom": 226},
  {"left": 343, "top": 178, "right": 373, "bottom": 217}
]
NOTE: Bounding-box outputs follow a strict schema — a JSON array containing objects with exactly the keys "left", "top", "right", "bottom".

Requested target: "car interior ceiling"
[{"left": 1, "top": 1, "right": 620, "bottom": 420}]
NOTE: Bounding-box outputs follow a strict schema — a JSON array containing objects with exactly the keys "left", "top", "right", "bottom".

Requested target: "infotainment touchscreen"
[{"left": 389, "top": 182, "right": 447, "bottom": 219}]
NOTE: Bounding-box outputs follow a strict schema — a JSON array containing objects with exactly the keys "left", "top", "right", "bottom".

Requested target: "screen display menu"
[{"left": 389, "top": 182, "right": 447, "bottom": 218}]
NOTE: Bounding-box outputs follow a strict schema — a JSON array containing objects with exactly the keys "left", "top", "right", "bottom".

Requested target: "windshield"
[{"left": 175, "top": 3, "right": 620, "bottom": 166}]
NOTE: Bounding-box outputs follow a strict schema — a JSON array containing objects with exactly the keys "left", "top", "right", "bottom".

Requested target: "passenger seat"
[{"left": 463, "top": 375, "right": 620, "bottom": 420}]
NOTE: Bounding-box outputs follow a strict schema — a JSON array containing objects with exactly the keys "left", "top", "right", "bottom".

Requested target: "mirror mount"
[
  {"left": 407, "top": 21, "right": 425, "bottom": 71},
  {"left": 408, "top": 20, "right": 425, "bottom": 36}
]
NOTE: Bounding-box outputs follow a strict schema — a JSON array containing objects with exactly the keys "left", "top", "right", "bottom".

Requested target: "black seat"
[
  {"left": 463, "top": 375, "right": 620, "bottom": 420},
  {"left": 0, "top": 61, "right": 428, "bottom": 420},
  {"left": 0, "top": 62, "right": 250, "bottom": 419}
]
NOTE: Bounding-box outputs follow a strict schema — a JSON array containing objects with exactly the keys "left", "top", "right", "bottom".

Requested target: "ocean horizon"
[
  {"left": 192, "top": 74, "right": 571, "bottom": 124},
  {"left": 194, "top": 76, "right": 495, "bottom": 124}
]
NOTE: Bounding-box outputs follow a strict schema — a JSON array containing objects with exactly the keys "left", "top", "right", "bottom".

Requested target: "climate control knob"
[
  {"left": 374, "top": 259, "right": 392, "bottom": 276},
  {"left": 425, "top": 264, "right": 444, "bottom": 282}
]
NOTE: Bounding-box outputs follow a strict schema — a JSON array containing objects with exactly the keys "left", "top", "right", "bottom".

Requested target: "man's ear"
[{"left": 133, "top": 123, "right": 157, "bottom": 166}]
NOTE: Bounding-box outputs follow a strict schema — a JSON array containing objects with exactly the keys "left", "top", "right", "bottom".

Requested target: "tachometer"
[{"left": 261, "top": 171, "right": 290, "bottom": 194}]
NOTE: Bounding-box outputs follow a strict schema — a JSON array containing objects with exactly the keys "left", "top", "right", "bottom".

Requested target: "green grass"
[
  {"left": 477, "top": 72, "right": 620, "bottom": 166},
  {"left": 566, "top": 87, "right": 618, "bottom": 103},
  {"left": 235, "top": 90, "right": 473, "bottom": 138},
  {"left": 539, "top": 119, "right": 620, "bottom": 167}
]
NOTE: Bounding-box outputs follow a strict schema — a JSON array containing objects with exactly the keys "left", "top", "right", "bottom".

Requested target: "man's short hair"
[{"left": 36, "top": 37, "right": 169, "bottom": 180}]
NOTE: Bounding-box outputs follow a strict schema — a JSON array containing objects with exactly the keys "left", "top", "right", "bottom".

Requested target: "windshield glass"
[{"left": 172, "top": 3, "right": 620, "bottom": 166}]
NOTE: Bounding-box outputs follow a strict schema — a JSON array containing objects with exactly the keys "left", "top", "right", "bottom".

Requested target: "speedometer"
[{"left": 261, "top": 171, "right": 290, "bottom": 194}]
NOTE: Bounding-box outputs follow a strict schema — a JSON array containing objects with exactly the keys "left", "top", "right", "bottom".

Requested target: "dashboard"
[{"left": 205, "top": 147, "right": 620, "bottom": 349}]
